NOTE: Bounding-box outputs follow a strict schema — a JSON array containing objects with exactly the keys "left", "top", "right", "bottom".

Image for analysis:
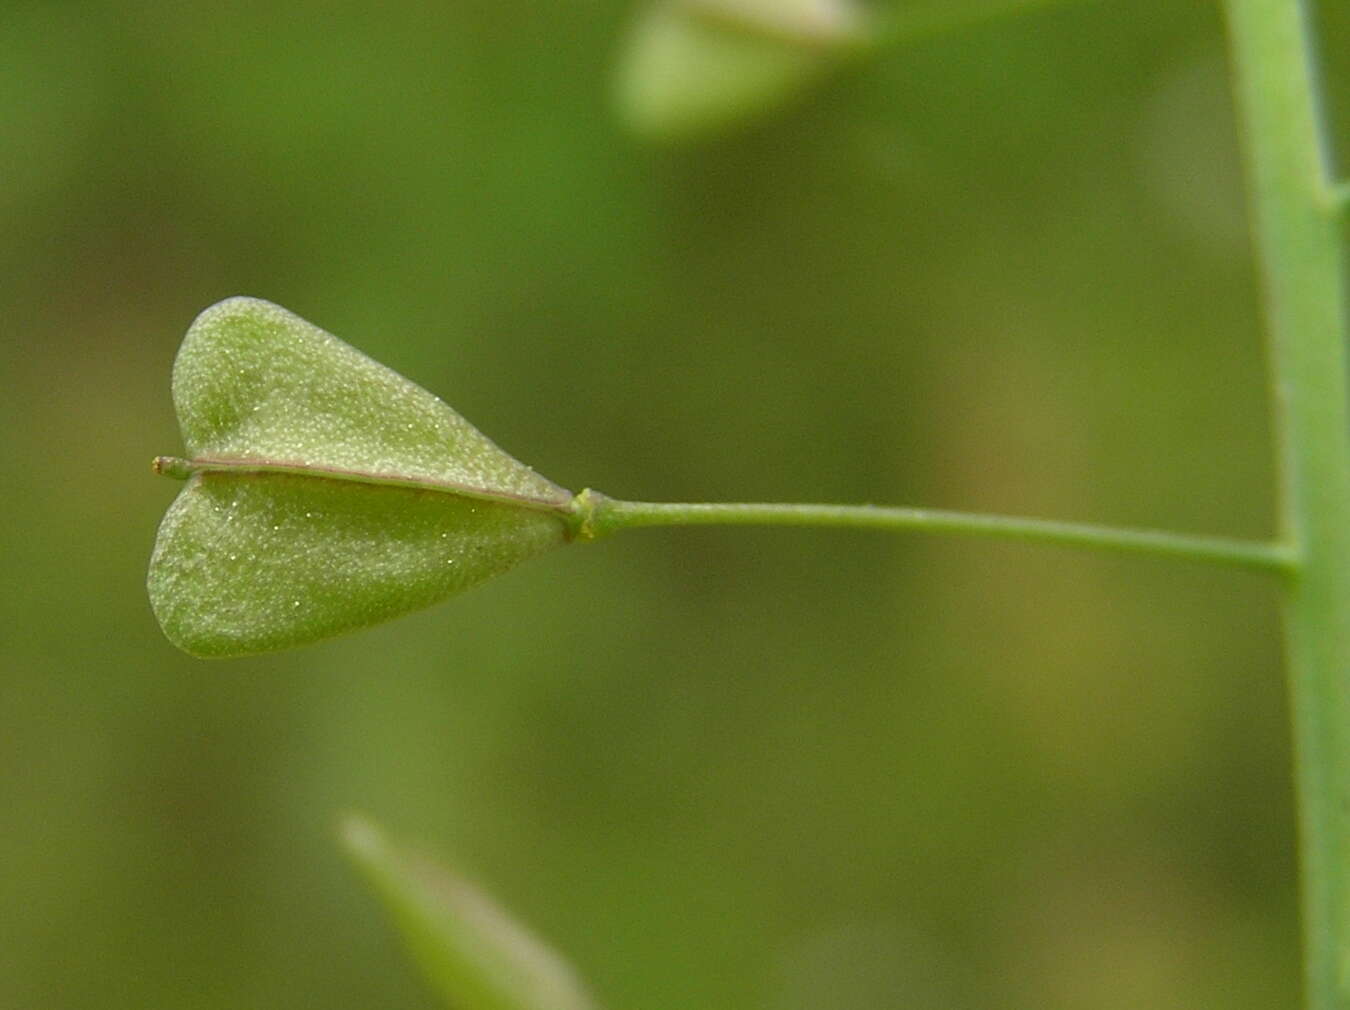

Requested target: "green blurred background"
[{"left": 2, "top": 0, "right": 1326, "bottom": 1006}]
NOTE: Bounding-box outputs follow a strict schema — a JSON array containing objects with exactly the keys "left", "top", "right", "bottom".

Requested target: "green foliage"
[
  {"left": 341, "top": 813, "right": 597, "bottom": 1010},
  {"left": 147, "top": 298, "right": 571, "bottom": 658}
]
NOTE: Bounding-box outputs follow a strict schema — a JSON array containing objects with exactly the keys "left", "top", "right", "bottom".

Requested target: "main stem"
[{"left": 1226, "top": 2, "right": 1350, "bottom": 1008}]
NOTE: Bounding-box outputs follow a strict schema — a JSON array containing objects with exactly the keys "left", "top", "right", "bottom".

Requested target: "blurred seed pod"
[{"left": 615, "top": 0, "right": 869, "bottom": 141}]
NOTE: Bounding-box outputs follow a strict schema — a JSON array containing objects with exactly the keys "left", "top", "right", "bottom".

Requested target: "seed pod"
[
  {"left": 615, "top": 0, "right": 867, "bottom": 141},
  {"left": 147, "top": 297, "right": 572, "bottom": 657}
]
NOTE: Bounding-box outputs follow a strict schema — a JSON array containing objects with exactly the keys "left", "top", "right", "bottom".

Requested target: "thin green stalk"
[
  {"left": 1225, "top": 2, "right": 1350, "bottom": 1008},
  {"left": 575, "top": 491, "right": 1294, "bottom": 572}
]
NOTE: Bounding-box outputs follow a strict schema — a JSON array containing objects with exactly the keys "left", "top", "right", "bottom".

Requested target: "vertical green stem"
[{"left": 1225, "top": 2, "right": 1350, "bottom": 1008}]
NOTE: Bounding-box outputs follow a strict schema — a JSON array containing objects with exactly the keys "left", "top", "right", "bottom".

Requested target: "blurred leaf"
[
  {"left": 340, "top": 813, "right": 598, "bottom": 1010},
  {"left": 147, "top": 297, "right": 572, "bottom": 658},
  {"left": 614, "top": 0, "right": 867, "bottom": 141}
]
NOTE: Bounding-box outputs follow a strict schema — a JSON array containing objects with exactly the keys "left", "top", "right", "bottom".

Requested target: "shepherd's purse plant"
[{"left": 147, "top": 1, "right": 1350, "bottom": 1007}]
